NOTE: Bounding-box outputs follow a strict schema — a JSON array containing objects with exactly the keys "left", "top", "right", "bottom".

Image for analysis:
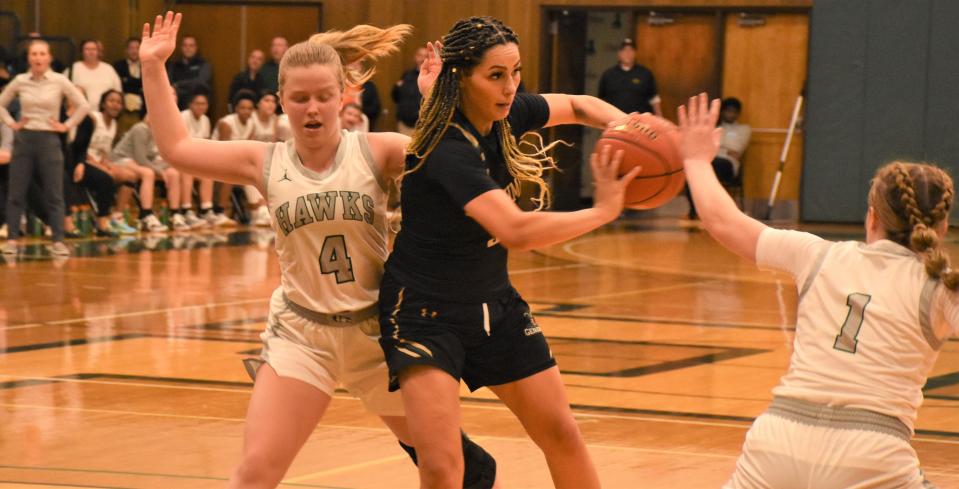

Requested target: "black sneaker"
[{"left": 95, "top": 228, "right": 119, "bottom": 238}]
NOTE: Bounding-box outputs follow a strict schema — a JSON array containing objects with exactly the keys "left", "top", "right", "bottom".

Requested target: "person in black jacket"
[
  {"left": 391, "top": 46, "right": 426, "bottom": 135},
  {"left": 228, "top": 49, "right": 265, "bottom": 112},
  {"left": 168, "top": 35, "right": 211, "bottom": 110},
  {"left": 113, "top": 37, "right": 144, "bottom": 117}
]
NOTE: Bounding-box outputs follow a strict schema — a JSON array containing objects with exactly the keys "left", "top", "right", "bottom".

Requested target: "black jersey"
[{"left": 385, "top": 93, "right": 551, "bottom": 303}]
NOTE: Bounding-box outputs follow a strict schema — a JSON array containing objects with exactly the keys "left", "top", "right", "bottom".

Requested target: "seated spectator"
[
  {"left": 275, "top": 113, "right": 292, "bottom": 142},
  {"left": 228, "top": 50, "right": 265, "bottom": 111},
  {"left": 179, "top": 92, "right": 216, "bottom": 229},
  {"left": 109, "top": 111, "right": 189, "bottom": 232},
  {"left": 685, "top": 97, "right": 752, "bottom": 219},
  {"left": 113, "top": 37, "right": 144, "bottom": 118},
  {"left": 67, "top": 90, "right": 124, "bottom": 237},
  {"left": 168, "top": 35, "right": 211, "bottom": 111},
  {"left": 65, "top": 39, "right": 122, "bottom": 108},
  {"left": 340, "top": 103, "right": 367, "bottom": 132},
  {"left": 260, "top": 36, "right": 287, "bottom": 98},
  {"left": 245, "top": 91, "right": 278, "bottom": 226},
  {"left": 209, "top": 90, "right": 258, "bottom": 226},
  {"left": 346, "top": 61, "right": 381, "bottom": 130},
  {"left": 1, "top": 39, "right": 88, "bottom": 256},
  {"left": 392, "top": 46, "right": 426, "bottom": 135},
  {"left": 0, "top": 123, "right": 10, "bottom": 238}
]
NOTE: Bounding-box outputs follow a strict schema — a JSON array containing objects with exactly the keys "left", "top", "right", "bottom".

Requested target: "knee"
[
  {"left": 530, "top": 415, "right": 585, "bottom": 454},
  {"left": 141, "top": 170, "right": 155, "bottom": 184},
  {"left": 417, "top": 448, "right": 464, "bottom": 489},
  {"left": 165, "top": 168, "right": 180, "bottom": 182},
  {"left": 231, "top": 451, "right": 286, "bottom": 487}
]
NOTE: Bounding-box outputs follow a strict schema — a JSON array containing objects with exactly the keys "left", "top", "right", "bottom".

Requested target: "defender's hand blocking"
[
  {"left": 417, "top": 40, "right": 443, "bottom": 96},
  {"left": 591, "top": 144, "right": 642, "bottom": 221},
  {"left": 141, "top": 11, "right": 182, "bottom": 65},
  {"left": 678, "top": 93, "right": 722, "bottom": 166}
]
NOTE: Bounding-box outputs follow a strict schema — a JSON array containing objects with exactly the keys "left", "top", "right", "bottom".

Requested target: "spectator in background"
[
  {"left": 0, "top": 39, "right": 89, "bottom": 256},
  {"left": 114, "top": 38, "right": 144, "bottom": 117},
  {"left": 340, "top": 103, "right": 366, "bottom": 132},
  {"left": 178, "top": 92, "right": 216, "bottom": 229},
  {"left": 169, "top": 35, "right": 211, "bottom": 110},
  {"left": 260, "top": 36, "right": 287, "bottom": 97},
  {"left": 391, "top": 45, "right": 426, "bottom": 135},
  {"left": 228, "top": 49, "right": 265, "bottom": 111},
  {"left": 684, "top": 97, "right": 752, "bottom": 220},
  {"left": 209, "top": 89, "right": 258, "bottom": 227},
  {"left": 65, "top": 39, "right": 122, "bottom": 108},
  {"left": 0, "top": 123, "right": 10, "bottom": 239},
  {"left": 66, "top": 89, "right": 122, "bottom": 237},
  {"left": 598, "top": 38, "right": 661, "bottom": 117},
  {"left": 358, "top": 76, "right": 381, "bottom": 131},
  {"left": 246, "top": 91, "right": 277, "bottom": 226}
]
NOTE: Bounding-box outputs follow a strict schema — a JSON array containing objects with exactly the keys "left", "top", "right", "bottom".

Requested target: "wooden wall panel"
[
  {"left": 635, "top": 13, "right": 719, "bottom": 123},
  {"left": 722, "top": 13, "right": 808, "bottom": 203}
]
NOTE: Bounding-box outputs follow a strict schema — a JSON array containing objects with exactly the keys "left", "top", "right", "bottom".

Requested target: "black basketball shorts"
[{"left": 378, "top": 275, "right": 556, "bottom": 392}]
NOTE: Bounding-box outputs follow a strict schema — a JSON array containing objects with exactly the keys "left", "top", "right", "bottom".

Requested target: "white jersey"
[
  {"left": 212, "top": 113, "right": 254, "bottom": 141},
  {"left": 87, "top": 111, "right": 117, "bottom": 161},
  {"left": 251, "top": 113, "right": 277, "bottom": 142},
  {"left": 264, "top": 130, "right": 389, "bottom": 313},
  {"left": 757, "top": 228, "right": 959, "bottom": 432},
  {"left": 181, "top": 110, "right": 211, "bottom": 139}
]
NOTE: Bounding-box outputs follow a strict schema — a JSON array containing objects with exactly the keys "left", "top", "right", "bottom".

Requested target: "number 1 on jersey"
[
  {"left": 833, "top": 293, "right": 871, "bottom": 354},
  {"left": 319, "top": 235, "right": 355, "bottom": 284}
]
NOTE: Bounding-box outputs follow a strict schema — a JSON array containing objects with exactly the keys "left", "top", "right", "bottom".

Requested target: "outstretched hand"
[
  {"left": 140, "top": 11, "right": 182, "bottom": 66},
  {"left": 677, "top": 93, "right": 721, "bottom": 165},
  {"left": 417, "top": 40, "right": 443, "bottom": 97}
]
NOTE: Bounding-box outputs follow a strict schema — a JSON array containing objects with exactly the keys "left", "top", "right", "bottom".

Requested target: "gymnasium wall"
[{"left": 803, "top": 0, "right": 959, "bottom": 223}]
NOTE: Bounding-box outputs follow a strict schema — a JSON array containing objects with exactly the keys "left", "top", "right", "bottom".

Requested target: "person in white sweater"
[{"left": 65, "top": 39, "right": 122, "bottom": 108}]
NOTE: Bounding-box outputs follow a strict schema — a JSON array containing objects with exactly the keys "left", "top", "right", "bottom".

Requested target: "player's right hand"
[{"left": 140, "top": 11, "right": 182, "bottom": 66}]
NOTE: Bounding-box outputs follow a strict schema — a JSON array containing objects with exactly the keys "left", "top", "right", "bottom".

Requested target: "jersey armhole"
[
  {"left": 261, "top": 142, "right": 276, "bottom": 196},
  {"left": 357, "top": 132, "right": 389, "bottom": 193}
]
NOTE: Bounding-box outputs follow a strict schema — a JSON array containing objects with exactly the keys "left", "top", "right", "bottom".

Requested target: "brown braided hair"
[
  {"left": 278, "top": 24, "right": 412, "bottom": 94},
  {"left": 406, "top": 16, "right": 562, "bottom": 210},
  {"left": 869, "top": 161, "right": 958, "bottom": 289}
]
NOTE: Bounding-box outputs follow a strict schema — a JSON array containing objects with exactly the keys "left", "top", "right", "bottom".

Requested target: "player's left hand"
[
  {"left": 141, "top": 11, "right": 182, "bottom": 66},
  {"left": 417, "top": 40, "right": 443, "bottom": 97}
]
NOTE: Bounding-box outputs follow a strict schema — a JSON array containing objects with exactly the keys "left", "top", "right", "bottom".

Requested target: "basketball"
[{"left": 597, "top": 114, "right": 685, "bottom": 210}]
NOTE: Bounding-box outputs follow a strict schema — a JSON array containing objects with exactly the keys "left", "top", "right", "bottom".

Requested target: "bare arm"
[
  {"left": 464, "top": 145, "right": 638, "bottom": 251},
  {"left": 140, "top": 12, "right": 266, "bottom": 190},
  {"left": 366, "top": 131, "right": 410, "bottom": 181},
  {"left": 60, "top": 77, "right": 90, "bottom": 129},
  {"left": 680, "top": 94, "right": 766, "bottom": 262},
  {"left": 542, "top": 93, "right": 626, "bottom": 129},
  {"left": 0, "top": 78, "right": 18, "bottom": 127}
]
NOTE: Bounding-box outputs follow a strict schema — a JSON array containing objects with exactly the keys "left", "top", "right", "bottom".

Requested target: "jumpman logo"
[{"left": 278, "top": 169, "right": 292, "bottom": 182}]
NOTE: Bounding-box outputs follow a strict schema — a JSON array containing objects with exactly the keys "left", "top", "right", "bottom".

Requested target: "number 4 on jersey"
[
  {"left": 319, "top": 235, "right": 355, "bottom": 284},
  {"left": 833, "top": 293, "right": 871, "bottom": 354}
]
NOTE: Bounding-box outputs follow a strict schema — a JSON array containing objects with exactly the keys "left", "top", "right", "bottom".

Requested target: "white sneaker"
[
  {"left": 47, "top": 241, "right": 71, "bottom": 257},
  {"left": 183, "top": 210, "right": 209, "bottom": 229},
  {"left": 204, "top": 210, "right": 237, "bottom": 227},
  {"left": 251, "top": 206, "right": 272, "bottom": 227},
  {"left": 1, "top": 241, "right": 17, "bottom": 255},
  {"left": 0, "top": 224, "right": 6, "bottom": 239},
  {"left": 141, "top": 214, "right": 168, "bottom": 233},
  {"left": 171, "top": 213, "right": 190, "bottom": 232}
]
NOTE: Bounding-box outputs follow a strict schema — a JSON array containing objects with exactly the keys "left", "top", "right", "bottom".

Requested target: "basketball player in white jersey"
[
  {"left": 140, "top": 12, "right": 499, "bottom": 488},
  {"left": 680, "top": 93, "right": 955, "bottom": 488}
]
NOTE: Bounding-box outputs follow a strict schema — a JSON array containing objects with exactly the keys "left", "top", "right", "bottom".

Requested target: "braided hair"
[
  {"left": 407, "top": 16, "right": 562, "bottom": 210},
  {"left": 869, "top": 162, "right": 959, "bottom": 289}
]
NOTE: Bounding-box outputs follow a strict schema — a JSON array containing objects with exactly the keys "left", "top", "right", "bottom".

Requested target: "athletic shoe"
[
  {"left": 203, "top": 210, "right": 237, "bottom": 227},
  {"left": 251, "top": 206, "right": 272, "bottom": 227},
  {"left": 47, "top": 241, "right": 71, "bottom": 257},
  {"left": 110, "top": 218, "right": 138, "bottom": 235},
  {"left": 171, "top": 213, "right": 190, "bottom": 232},
  {"left": 95, "top": 228, "right": 120, "bottom": 238},
  {"left": 1, "top": 241, "right": 17, "bottom": 255},
  {"left": 141, "top": 214, "right": 168, "bottom": 233},
  {"left": 183, "top": 210, "right": 209, "bottom": 229}
]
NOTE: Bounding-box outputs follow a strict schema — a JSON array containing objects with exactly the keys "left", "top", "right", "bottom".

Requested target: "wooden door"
[
  {"left": 634, "top": 12, "right": 720, "bottom": 123},
  {"left": 173, "top": 2, "right": 322, "bottom": 119},
  {"left": 722, "top": 13, "right": 808, "bottom": 209}
]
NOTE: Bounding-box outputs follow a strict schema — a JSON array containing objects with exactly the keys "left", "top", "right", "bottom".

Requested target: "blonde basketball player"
[
  {"left": 140, "top": 12, "right": 499, "bottom": 488},
  {"left": 681, "top": 93, "right": 952, "bottom": 488}
]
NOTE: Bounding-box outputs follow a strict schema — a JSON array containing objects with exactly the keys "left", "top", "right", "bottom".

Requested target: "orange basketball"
[{"left": 597, "top": 114, "right": 685, "bottom": 210}]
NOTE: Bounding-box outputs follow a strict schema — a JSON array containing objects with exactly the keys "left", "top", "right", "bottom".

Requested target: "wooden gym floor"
[{"left": 2, "top": 220, "right": 958, "bottom": 488}]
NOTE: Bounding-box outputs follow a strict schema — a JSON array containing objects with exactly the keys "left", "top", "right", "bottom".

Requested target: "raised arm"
[
  {"left": 140, "top": 11, "right": 266, "bottom": 190},
  {"left": 541, "top": 93, "right": 626, "bottom": 129},
  {"left": 464, "top": 145, "right": 639, "bottom": 251},
  {"left": 680, "top": 93, "right": 766, "bottom": 261}
]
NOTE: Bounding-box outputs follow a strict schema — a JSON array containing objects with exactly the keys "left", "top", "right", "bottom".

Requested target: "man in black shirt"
[
  {"left": 168, "top": 35, "right": 212, "bottom": 110},
  {"left": 391, "top": 46, "right": 427, "bottom": 135},
  {"left": 114, "top": 38, "right": 144, "bottom": 116},
  {"left": 228, "top": 49, "right": 265, "bottom": 111},
  {"left": 597, "top": 38, "right": 661, "bottom": 117}
]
